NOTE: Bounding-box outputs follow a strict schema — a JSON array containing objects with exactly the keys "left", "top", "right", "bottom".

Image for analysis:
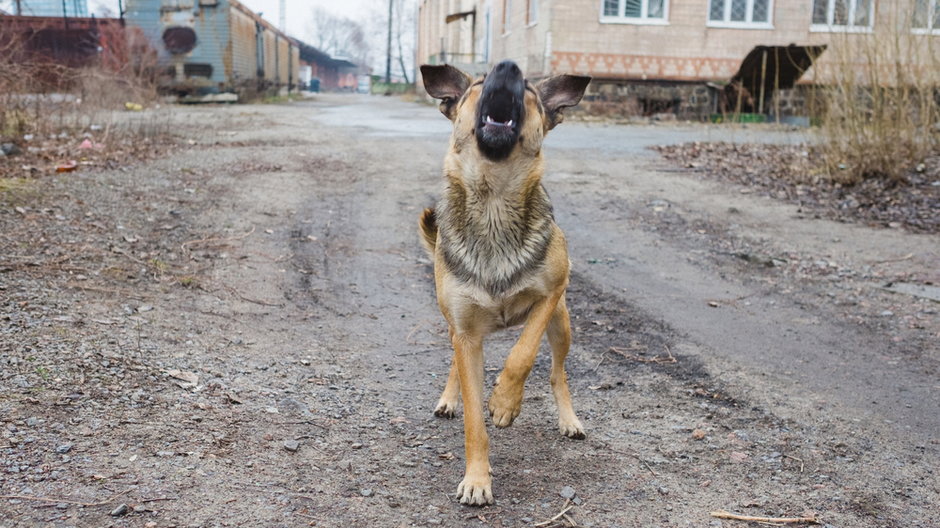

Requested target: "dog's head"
[{"left": 421, "top": 60, "right": 590, "bottom": 161}]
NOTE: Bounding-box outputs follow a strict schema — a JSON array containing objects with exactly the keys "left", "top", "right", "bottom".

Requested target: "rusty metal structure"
[
  {"left": 125, "top": 0, "right": 299, "bottom": 97},
  {"left": 296, "top": 42, "right": 360, "bottom": 92},
  {"left": 0, "top": 14, "right": 127, "bottom": 87}
]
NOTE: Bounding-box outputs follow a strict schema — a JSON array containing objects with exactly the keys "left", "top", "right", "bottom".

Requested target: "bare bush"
[
  {"left": 818, "top": 5, "right": 940, "bottom": 184},
  {"left": 0, "top": 21, "right": 161, "bottom": 144}
]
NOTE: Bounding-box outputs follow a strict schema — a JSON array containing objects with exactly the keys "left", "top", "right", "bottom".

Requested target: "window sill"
[
  {"left": 599, "top": 17, "right": 669, "bottom": 26},
  {"left": 525, "top": 21, "right": 538, "bottom": 29},
  {"left": 809, "top": 23, "right": 873, "bottom": 33},
  {"left": 706, "top": 21, "right": 774, "bottom": 30},
  {"left": 911, "top": 27, "right": 940, "bottom": 35}
]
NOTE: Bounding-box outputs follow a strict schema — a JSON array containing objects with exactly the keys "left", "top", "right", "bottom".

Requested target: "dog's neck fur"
[{"left": 437, "top": 152, "right": 555, "bottom": 297}]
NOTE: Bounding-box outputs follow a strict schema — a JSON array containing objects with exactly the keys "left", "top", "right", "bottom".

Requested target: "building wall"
[
  {"left": 417, "top": 0, "right": 937, "bottom": 117},
  {"left": 419, "top": 0, "right": 474, "bottom": 67},
  {"left": 490, "top": 0, "right": 551, "bottom": 76},
  {"left": 547, "top": 0, "right": 924, "bottom": 82},
  {"left": 419, "top": 1, "right": 936, "bottom": 82}
]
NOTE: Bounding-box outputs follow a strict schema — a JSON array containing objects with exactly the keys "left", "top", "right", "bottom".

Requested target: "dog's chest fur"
[{"left": 437, "top": 173, "right": 554, "bottom": 298}]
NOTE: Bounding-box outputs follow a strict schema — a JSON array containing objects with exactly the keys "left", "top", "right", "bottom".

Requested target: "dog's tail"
[{"left": 419, "top": 207, "right": 438, "bottom": 255}]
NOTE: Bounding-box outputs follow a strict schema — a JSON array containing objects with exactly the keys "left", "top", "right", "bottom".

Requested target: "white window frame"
[
  {"left": 810, "top": 0, "right": 874, "bottom": 33},
  {"left": 526, "top": 0, "right": 539, "bottom": 27},
  {"left": 600, "top": 0, "right": 670, "bottom": 26},
  {"left": 707, "top": 0, "right": 774, "bottom": 29},
  {"left": 911, "top": 0, "right": 940, "bottom": 34}
]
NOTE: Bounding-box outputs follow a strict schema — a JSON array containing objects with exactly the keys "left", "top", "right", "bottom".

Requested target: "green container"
[{"left": 709, "top": 113, "right": 767, "bottom": 124}]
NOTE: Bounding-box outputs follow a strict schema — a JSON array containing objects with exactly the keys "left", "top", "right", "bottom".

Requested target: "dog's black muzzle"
[{"left": 476, "top": 60, "right": 525, "bottom": 160}]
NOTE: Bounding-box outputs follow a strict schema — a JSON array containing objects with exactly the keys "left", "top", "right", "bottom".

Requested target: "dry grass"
[
  {"left": 0, "top": 177, "right": 35, "bottom": 196},
  {"left": 0, "top": 23, "right": 164, "bottom": 148},
  {"left": 818, "top": 5, "right": 940, "bottom": 184}
]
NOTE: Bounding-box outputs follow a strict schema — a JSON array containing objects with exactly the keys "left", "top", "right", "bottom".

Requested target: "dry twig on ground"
[
  {"left": 710, "top": 510, "right": 820, "bottom": 525},
  {"left": 0, "top": 490, "right": 128, "bottom": 507},
  {"left": 608, "top": 345, "right": 677, "bottom": 364},
  {"left": 533, "top": 503, "right": 574, "bottom": 527}
]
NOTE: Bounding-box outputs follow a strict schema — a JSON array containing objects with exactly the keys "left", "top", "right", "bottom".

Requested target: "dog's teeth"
[{"left": 484, "top": 115, "right": 513, "bottom": 127}]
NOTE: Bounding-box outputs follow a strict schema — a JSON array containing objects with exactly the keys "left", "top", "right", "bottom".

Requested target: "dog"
[{"left": 418, "top": 60, "right": 591, "bottom": 505}]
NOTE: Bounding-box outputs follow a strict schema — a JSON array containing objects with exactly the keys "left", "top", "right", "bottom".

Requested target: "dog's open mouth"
[
  {"left": 476, "top": 61, "right": 525, "bottom": 160},
  {"left": 480, "top": 112, "right": 516, "bottom": 142}
]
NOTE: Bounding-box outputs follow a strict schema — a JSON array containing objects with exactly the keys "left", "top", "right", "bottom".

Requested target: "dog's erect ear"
[
  {"left": 537, "top": 74, "right": 591, "bottom": 130},
  {"left": 421, "top": 64, "right": 473, "bottom": 121}
]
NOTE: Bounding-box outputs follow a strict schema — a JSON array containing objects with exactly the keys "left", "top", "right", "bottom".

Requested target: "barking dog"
[{"left": 419, "top": 60, "right": 591, "bottom": 505}]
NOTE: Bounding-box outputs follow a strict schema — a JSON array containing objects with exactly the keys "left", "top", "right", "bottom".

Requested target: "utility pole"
[
  {"left": 14, "top": 0, "right": 21, "bottom": 15},
  {"left": 385, "top": 0, "right": 393, "bottom": 83},
  {"left": 279, "top": 0, "right": 286, "bottom": 33}
]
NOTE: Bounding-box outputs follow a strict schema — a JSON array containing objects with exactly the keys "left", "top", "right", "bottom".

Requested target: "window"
[
  {"left": 811, "top": 0, "right": 873, "bottom": 31},
  {"left": 708, "top": 0, "right": 772, "bottom": 28},
  {"left": 912, "top": 0, "right": 940, "bottom": 32},
  {"left": 527, "top": 0, "right": 538, "bottom": 25},
  {"left": 601, "top": 0, "right": 668, "bottom": 24}
]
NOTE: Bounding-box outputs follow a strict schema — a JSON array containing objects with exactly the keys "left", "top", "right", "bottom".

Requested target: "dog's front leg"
[
  {"left": 452, "top": 331, "right": 492, "bottom": 505},
  {"left": 489, "top": 289, "right": 564, "bottom": 427}
]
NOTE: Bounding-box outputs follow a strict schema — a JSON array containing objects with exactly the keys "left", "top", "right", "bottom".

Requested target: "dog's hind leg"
[
  {"left": 546, "top": 297, "right": 585, "bottom": 439},
  {"left": 434, "top": 328, "right": 461, "bottom": 418},
  {"left": 489, "top": 291, "right": 563, "bottom": 428}
]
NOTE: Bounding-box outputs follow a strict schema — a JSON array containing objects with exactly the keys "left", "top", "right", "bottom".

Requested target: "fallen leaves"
[
  {"left": 655, "top": 142, "right": 940, "bottom": 234},
  {"left": 55, "top": 160, "right": 78, "bottom": 173}
]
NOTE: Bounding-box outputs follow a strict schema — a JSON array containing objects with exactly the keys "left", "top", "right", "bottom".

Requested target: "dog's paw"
[
  {"left": 456, "top": 474, "right": 493, "bottom": 506},
  {"left": 488, "top": 383, "right": 522, "bottom": 428},
  {"left": 559, "top": 417, "right": 586, "bottom": 439},
  {"left": 434, "top": 398, "right": 458, "bottom": 418}
]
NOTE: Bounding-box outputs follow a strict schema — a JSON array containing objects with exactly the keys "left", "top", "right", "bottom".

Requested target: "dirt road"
[{"left": 1, "top": 94, "right": 938, "bottom": 527}]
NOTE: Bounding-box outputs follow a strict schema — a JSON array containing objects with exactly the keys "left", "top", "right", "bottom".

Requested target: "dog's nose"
[
  {"left": 491, "top": 60, "right": 522, "bottom": 81},
  {"left": 485, "top": 61, "right": 524, "bottom": 94}
]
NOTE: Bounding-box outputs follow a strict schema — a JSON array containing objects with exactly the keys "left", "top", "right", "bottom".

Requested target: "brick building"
[{"left": 417, "top": 0, "right": 938, "bottom": 118}]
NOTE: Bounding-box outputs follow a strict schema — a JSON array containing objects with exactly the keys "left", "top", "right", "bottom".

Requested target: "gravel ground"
[{"left": 1, "top": 97, "right": 938, "bottom": 528}]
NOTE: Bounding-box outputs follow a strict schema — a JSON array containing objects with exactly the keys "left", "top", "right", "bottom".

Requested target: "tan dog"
[{"left": 419, "top": 60, "right": 591, "bottom": 505}]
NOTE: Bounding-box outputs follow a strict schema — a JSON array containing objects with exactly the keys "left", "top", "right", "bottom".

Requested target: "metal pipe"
[
  {"left": 758, "top": 49, "right": 767, "bottom": 115},
  {"left": 386, "top": 0, "right": 393, "bottom": 83}
]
